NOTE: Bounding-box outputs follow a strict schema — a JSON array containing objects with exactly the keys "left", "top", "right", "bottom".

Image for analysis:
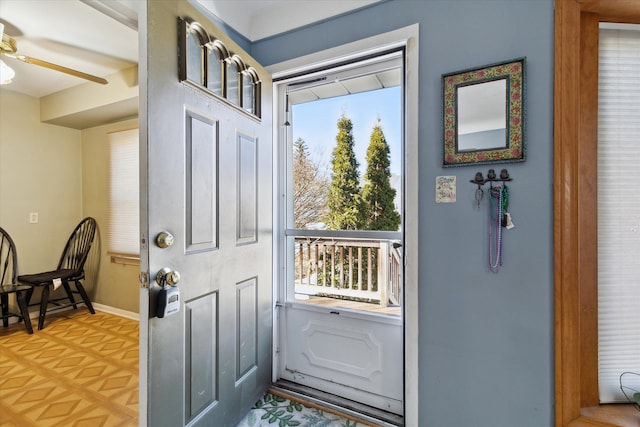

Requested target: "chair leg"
[
  {"left": 1, "top": 294, "right": 8, "bottom": 327},
  {"left": 38, "top": 285, "right": 50, "bottom": 330},
  {"left": 25, "top": 286, "right": 34, "bottom": 306},
  {"left": 74, "top": 280, "right": 95, "bottom": 314},
  {"left": 16, "top": 291, "right": 33, "bottom": 334},
  {"left": 62, "top": 280, "right": 78, "bottom": 310}
]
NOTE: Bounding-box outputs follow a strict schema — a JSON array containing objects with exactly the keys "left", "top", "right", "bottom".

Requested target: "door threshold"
[{"left": 271, "top": 380, "right": 403, "bottom": 426}]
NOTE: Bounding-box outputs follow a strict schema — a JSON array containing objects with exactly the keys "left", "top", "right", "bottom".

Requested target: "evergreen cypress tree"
[
  {"left": 327, "top": 115, "right": 365, "bottom": 230},
  {"left": 363, "top": 121, "right": 401, "bottom": 231}
]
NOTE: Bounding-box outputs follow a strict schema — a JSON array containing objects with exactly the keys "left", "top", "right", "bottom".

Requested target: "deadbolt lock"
[{"left": 155, "top": 231, "right": 174, "bottom": 248}]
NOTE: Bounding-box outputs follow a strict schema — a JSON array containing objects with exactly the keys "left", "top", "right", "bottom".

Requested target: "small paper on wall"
[{"left": 436, "top": 175, "right": 456, "bottom": 203}]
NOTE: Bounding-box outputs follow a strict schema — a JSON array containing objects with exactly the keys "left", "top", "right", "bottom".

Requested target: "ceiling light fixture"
[
  {"left": 0, "top": 59, "right": 15, "bottom": 85},
  {"left": 0, "top": 22, "right": 107, "bottom": 85},
  {"left": 0, "top": 23, "right": 14, "bottom": 84}
]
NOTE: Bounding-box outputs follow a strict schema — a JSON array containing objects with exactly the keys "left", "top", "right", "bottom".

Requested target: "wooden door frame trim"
[{"left": 554, "top": 1, "right": 640, "bottom": 426}]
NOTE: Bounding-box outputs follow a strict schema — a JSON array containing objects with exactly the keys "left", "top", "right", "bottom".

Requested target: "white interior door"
[{"left": 139, "top": 2, "right": 272, "bottom": 426}]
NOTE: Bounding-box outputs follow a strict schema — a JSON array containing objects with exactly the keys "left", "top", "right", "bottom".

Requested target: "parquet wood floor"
[
  {"left": 0, "top": 310, "right": 138, "bottom": 426},
  {"left": 1, "top": 310, "right": 392, "bottom": 426}
]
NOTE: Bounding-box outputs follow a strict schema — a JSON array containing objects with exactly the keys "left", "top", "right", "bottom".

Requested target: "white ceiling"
[
  {"left": 0, "top": 0, "right": 138, "bottom": 98},
  {"left": 197, "top": 0, "right": 381, "bottom": 42},
  {"left": 0, "top": 0, "right": 381, "bottom": 98}
]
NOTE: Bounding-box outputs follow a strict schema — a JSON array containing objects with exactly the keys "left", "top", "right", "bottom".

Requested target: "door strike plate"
[{"left": 139, "top": 272, "right": 149, "bottom": 288}]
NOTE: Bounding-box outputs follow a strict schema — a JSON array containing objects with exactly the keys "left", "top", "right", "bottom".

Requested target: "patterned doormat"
[{"left": 237, "top": 391, "right": 369, "bottom": 427}]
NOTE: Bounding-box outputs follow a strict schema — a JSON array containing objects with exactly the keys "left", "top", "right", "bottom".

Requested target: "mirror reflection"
[{"left": 457, "top": 78, "right": 507, "bottom": 151}]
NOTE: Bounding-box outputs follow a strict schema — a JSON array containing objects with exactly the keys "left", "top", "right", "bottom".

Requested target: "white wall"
[
  {"left": 0, "top": 88, "right": 139, "bottom": 314},
  {"left": 0, "top": 89, "right": 82, "bottom": 274}
]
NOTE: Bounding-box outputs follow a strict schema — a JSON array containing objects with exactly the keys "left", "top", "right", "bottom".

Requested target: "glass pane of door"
[{"left": 285, "top": 51, "right": 404, "bottom": 316}]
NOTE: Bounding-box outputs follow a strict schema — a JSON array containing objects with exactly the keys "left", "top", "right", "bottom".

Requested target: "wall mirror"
[{"left": 442, "top": 58, "right": 525, "bottom": 167}]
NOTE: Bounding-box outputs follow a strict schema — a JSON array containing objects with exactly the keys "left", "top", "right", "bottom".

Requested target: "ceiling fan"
[{"left": 0, "top": 22, "right": 108, "bottom": 85}]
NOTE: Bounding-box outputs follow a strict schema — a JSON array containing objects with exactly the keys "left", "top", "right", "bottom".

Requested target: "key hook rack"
[
  {"left": 470, "top": 168, "right": 513, "bottom": 210},
  {"left": 470, "top": 168, "right": 515, "bottom": 273},
  {"left": 470, "top": 168, "right": 513, "bottom": 188}
]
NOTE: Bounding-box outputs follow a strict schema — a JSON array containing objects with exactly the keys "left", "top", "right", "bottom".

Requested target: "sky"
[{"left": 291, "top": 86, "right": 402, "bottom": 177}]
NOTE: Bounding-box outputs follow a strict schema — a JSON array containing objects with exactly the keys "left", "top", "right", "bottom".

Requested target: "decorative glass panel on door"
[
  {"left": 242, "top": 73, "right": 255, "bottom": 115},
  {"left": 207, "top": 45, "right": 223, "bottom": 96},
  {"left": 186, "top": 25, "right": 205, "bottom": 85},
  {"left": 227, "top": 60, "right": 239, "bottom": 106}
]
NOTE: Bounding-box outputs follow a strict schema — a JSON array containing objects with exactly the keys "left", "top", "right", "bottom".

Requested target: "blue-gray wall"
[{"left": 251, "top": 1, "right": 555, "bottom": 426}]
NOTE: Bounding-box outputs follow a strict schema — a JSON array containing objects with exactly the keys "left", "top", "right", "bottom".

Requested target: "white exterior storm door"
[
  {"left": 139, "top": 2, "right": 273, "bottom": 426},
  {"left": 274, "top": 49, "right": 406, "bottom": 416}
]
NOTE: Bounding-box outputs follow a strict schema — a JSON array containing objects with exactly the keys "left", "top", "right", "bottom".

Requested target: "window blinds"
[
  {"left": 597, "top": 27, "right": 640, "bottom": 403},
  {"left": 108, "top": 128, "right": 140, "bottom": 256}
]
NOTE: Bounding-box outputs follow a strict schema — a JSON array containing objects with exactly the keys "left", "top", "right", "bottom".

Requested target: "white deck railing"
[{"left": 292, "top": 235, "right": 402, "bottom": 307}]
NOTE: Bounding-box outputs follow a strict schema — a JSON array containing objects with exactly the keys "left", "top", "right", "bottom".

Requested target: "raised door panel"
[{"left": 282, "top": 307, "right": 403, "bottom": 414}]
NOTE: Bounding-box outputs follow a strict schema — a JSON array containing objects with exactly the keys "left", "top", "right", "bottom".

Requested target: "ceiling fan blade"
[{"left": 5, "top": 53, "right": 108, "bottom": 84}]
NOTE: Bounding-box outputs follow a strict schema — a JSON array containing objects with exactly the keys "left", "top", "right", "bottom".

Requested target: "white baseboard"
[
  {"left": 3, "top": 303, "right": 139, "bottom": 325},
  {"left": 92, "top": 303, "right": 139, "bottom": 321}
]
